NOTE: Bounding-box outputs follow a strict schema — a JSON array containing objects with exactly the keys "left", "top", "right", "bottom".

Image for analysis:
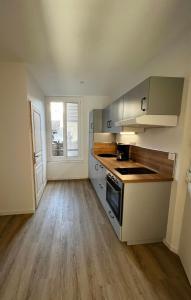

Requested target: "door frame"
[{"left": 29, "top": 101, "right": 45, "bottom": 208}]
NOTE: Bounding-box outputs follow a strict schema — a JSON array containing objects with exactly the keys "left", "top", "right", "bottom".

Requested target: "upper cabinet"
[
  {"left": 90, "top": 76, "right": 184, "bottom": 133},
  {"left": 123, "top": 77, "right": 184, "bottom": 119},
  {"left": 89, "top": 109, "right": 103, "bottom": 133},
  {"left": 123, "top": 79, "right": 149, "bottom": 119},
  {"left": 111, "top": 96, "right": 124, "bottom": 123},
  {"left": 102, "top": 97, "right": 123, "bottom": 133},
  {"left": 102, "top": 106, "right": 111, "bottom": 132},
  {"left": 119, "top": 76, "right": 184, "bottom": 128}
]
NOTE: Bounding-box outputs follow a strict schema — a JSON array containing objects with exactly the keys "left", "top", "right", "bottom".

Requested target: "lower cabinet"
[
  {"left": 89, "top": 155, "right": 107, "bottom": 209},
  {"left": 89, "top": 159, "right": 122, "bottom": 239}
]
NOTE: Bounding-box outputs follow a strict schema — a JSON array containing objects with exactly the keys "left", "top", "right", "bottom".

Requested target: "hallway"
[{"left": 0, "top": 180, "right": 191, "bottom": 300}]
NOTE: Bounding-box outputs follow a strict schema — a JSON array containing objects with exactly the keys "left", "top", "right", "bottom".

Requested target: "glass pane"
[
  {"left": 66, "top": 103, "right": 79, "bottom": 157},
  {"left": 50, "top": 102, "right": 64, "bottom": 156}
]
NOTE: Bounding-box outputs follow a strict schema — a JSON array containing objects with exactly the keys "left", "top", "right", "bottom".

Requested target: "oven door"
[{"left": 106, "top": 177, "right": 123, "bottom": 225}]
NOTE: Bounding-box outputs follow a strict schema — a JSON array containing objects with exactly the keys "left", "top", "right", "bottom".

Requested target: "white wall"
[
  {"left": 115, "top": 30, "right": 191, "bottom": 254},
  {"left": 0, "top": 63, "right": 35, "bottom": 214},
  {"left": 46, "top": 96, "right": 112, "bottom": 180},
  {"left": 27, "top": 72, "right": 47, "bottom": 186}
]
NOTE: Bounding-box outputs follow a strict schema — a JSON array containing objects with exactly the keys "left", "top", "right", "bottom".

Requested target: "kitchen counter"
[{"left": 94, "top": 154, "right": 173, "bottom": 183}]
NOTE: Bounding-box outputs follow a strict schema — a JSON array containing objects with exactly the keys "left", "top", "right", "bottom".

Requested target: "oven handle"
[{"left": 107, "top": 179, "right": 121, "bottom": 193}]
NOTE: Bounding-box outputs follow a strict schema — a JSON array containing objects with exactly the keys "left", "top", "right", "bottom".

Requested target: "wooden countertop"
[{"left": 94, "top": 154, "right": 173, "bottom": 183}]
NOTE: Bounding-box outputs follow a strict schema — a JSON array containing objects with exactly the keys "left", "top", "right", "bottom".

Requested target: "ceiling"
[{"left": 0, "top": 0, "right": 191, "bottom": 96}]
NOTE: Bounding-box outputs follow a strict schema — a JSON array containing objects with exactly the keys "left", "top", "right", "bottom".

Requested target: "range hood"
[{"left": 115, "top": 115, "right": 178, "bottom": 128}]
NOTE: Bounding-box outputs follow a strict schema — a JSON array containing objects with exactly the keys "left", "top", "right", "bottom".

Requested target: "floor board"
[{"left": 0, "top": 180, "right": 191, "bottom": 300}]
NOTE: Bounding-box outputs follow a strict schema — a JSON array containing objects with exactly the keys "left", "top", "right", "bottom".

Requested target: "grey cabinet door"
[
  {"left": 110, "top": 100, "right": 122, "bottom": 133},
  {"left": 102, "top": 106, "right": 111, "bottom": 132},
  {"left": 147, "top": 77, "right": 184, "bottom": 115},
  {"left": 123, "top": 79, "right": 149, "bottom": 119},
  {"left": 93, "top": 110, "right": 103, "bottom": 132},
  {"left": 89, "top": 110, "right": 103, "bottom": 133},
  {"left": 89, "top": 132, "right": 93, "bottom": 155},
  {"left": 111, "top": 97, "right": 124, "bottom": 123},
  {"left": 103, "top": 102, "right": 122, "bottom": 133},
  {"left": 89, "top": 155, "right": 99, "bottom": 189},
  {"left": 88, "top": 154, "right": 95, "bottom": 183},
  {"left": 89, "top": 111, "right": 94, "bottom": 132}
]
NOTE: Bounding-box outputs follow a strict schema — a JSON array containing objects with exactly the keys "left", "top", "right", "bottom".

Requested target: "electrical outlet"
[{"left": 168, "top": 152, "right": 176, "bottom": 160}]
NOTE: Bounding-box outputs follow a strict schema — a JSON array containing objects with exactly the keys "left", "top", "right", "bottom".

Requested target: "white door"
[
  {"left": 31, "top": 104, "right": 44, "bottom": 207},
  {"left": 179, "top": 179, "right": 191, "bottom": 284}
]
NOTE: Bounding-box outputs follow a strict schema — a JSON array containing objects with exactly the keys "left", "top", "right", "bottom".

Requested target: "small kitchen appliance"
[{"left": 116, "top": 144, "right": 130, "bottom": 161}]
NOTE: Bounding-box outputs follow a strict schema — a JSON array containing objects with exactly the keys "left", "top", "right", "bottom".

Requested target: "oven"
[{"left": 106, "top": 172, "right": 124, "bottom": 225}]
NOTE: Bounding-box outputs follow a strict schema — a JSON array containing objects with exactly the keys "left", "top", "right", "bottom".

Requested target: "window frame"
[{"left": 46, "top": 96, "right": 83, "bottom": 162}]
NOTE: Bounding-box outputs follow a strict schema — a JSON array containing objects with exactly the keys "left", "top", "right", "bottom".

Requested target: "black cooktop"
[{"left": 115, "top": 167, "right": 157, "bottom": 175}]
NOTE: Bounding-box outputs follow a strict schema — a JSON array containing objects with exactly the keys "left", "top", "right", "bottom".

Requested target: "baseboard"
[
  {"left": 0, "top": 209, "right": 35, "bottom": 216},
  {"left": 127, "top": 238, "right": 163, "bottom": 246},
  {"left": 47, "top": 177, "right": 88, "bottom": 181},
  {"left": 163, "top": 238, "right": 179, "bottom": 254}
]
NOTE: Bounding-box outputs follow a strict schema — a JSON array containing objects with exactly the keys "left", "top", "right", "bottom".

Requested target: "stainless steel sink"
[{"left": 115, "top": 167, "right": 157, "bottom": 175}]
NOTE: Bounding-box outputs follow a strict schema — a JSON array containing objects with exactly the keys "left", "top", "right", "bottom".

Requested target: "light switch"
[{"left": 168, "top": 152, "right": 176, "bottom": 160}]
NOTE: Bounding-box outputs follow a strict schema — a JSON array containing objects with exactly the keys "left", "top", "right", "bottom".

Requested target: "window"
[
  {"left": 50, "top": 102, "right": 64, "bottom": 156},
  {"left": 66, "top": 102, "right": 79, "bottom": 157},
  {"left": 49, "top": 98, "right": 81, "bottom": 160}
]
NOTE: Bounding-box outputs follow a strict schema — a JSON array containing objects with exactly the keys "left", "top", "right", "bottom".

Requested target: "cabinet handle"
[
  {"left": 91, "top": 122, "right": 94, "bottom": 129},
  {"left": 95, "top": 164, "right": 98, "bottom": 171},
  {"left": 107, "top": 120, "right": 110, "bottom": 128},
  {"left": 141, "top": 97, "right": 146, "bottom": 112}
]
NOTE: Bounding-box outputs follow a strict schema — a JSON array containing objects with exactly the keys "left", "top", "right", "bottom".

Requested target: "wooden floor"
[{"left": 0, "top": 180, "right": 191, "bottom": 300}]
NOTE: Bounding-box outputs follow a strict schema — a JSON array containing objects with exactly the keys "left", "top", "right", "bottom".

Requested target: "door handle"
[{"left": 33, "top": 153, "right": 39, "bottom": 164}]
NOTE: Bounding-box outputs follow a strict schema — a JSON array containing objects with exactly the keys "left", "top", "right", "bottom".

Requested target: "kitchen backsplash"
[
  {"left": 94, "top": 133, "right": 115, "bottom": 143},
  {"left": 116, "top": 133, "right": 137, "bottom": 145}
]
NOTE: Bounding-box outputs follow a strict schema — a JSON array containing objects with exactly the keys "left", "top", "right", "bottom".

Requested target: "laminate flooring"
[{"left": 0, "top": 180, "right": 191, "bottom": 300}]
